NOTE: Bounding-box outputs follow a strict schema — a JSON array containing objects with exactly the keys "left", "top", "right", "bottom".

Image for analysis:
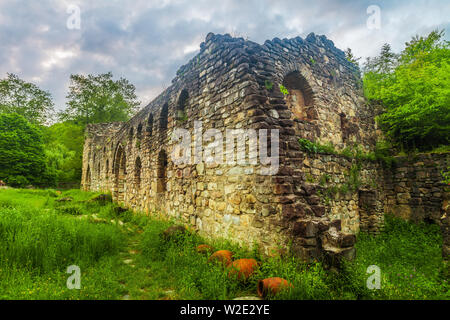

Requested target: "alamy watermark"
[
  {"left": 66, "top": 4, "right": 81, "bottom": 30},
  {"left": 171, "top": 121, "right": 279, "bottom": 175},
  {"left": 366, "top": 5, "right": 381, "bottom": 30},
  {"left": 366, "top": 265, "right": 381, "bottom": 289},
  {"left": 67, "top": 265, "right": 81, "bottom": 289}
]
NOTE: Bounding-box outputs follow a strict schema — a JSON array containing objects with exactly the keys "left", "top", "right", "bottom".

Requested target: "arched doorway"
[
  {"left": 146, "top": 113, "right": 153, "bottom": 136},
  {"left": 85, "top": 165, "right": 91, "bottom": 190},
  {"left": 160, "top": 103, "right": 169, "bottom": 131},
  {"left": 176, "top": 89, "right": 189, "bottom": 121},
  {"left": 105, "top": 159, "right": 109, "bottom": 181},
  {"left": 113, "top": 146, "right": 127, "bottom": 203},
  {"left": 135, "top": 157, "right": 142, "bottom": 190},
  {"left": 157, "top": 150, "right": 167, "bottom": 193}
]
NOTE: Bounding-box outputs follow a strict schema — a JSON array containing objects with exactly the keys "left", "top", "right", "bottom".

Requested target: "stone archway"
[
  {"left": 113, "top": 145, "right": 127, "bottom": 203},
  {"left": 85, "top": 165, "right": 91, "bottom": 191},
  {"left": 157, "top": 150, "right": 167, "bottom": 193},
  {"left": 135, "top": 156, "right": 142, "bottom": 190},
  {"left": 283, "top": 71, "right": 316, "bottom": 121}
]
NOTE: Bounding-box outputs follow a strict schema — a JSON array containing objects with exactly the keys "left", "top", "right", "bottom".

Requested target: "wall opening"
[
  {"left": 105, "top": 159, "right": 109, "bottom": 180},
  {"left": 283, "top": 71, "right": 316, "bottom": 121},
  {"left": 135, "top": 157, "right": 142, "bottom": 190},
  {"left": 176, "top": 89, "right": 189, "bottom": 121},
  {"left": 157, "top": 150, "right": 168, "bottom": 193},
  {"left": 137, "top": 123, "right": 143, "bottom": 141},
  {"left": 85, "top": 165, "right": 91, "bottom": 190},
  {"left": 114, "top": 146, "right": 127, "bottom": 203},
  {"left": 160, "top": 103, "right": 169, "bottom": 131},
  {"left": 146, "top": 114, "right": 153, "bottom": 136},
  {"left": 129, "top": 127, "right": 134, "bottom": 141}
]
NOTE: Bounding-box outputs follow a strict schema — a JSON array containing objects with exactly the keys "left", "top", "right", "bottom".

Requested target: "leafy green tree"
[
  {"left": 363, "top": 30, "right": 450, "bottom": 150},
  {"left": 0, "top": 73, "right": 54, "bottom": 125},
  {"left": 42, "top": 122, "right": 84, "bottom": 187},
  {"left": 0, "top": 113, "right": 55, "bottom": 187},
  {"left": 60, "top": 72, "right": 140, "bottom": 125}
]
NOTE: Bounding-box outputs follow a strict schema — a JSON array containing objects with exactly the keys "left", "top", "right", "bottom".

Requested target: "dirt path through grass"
[{"left": 113, "top": 222, "right": 178, "bottom": 300}]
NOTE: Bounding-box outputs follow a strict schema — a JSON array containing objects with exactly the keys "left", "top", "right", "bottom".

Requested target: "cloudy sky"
[{"left": 0, "top": 0, "right": 449, "bottom": 111}]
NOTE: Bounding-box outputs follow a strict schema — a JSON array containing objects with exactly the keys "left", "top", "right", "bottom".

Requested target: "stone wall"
[
  {"left": 81, "top": 32, "right": 375, "bottom": 262},
  {"left": 383, "top": 153, "right": 449, "bottom": 223},
  {"left": 383, "top": 153, "right": 449, "bottom": 260},
  {"left": 300, "top": 153, "right": 384, "bottom": 235},
  {"left": 81, "top": 32, "right": 448, "bottom": 262}
]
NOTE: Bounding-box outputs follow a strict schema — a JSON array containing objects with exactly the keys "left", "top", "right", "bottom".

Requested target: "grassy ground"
[{"left": 0, "top": 188, "right": 448, "bottom": 300}]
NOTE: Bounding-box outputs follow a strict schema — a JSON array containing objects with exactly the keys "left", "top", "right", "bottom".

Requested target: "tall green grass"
[
  {"left": 335, "top": 214, "right": 449, "bottom": 299},
  {"left": 0, "top": 188, "right": 126, "bottom": 299},
  {"left": 0, "top": 189, "right": 447, "bottom": 300},
  {"left": 137, "top": 213, "right": 449, "bottom": 300}
]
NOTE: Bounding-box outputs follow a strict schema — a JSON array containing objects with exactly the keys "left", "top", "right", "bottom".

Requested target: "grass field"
[{"left": 0, "top": 188, "right": 448, "bottom": 300}]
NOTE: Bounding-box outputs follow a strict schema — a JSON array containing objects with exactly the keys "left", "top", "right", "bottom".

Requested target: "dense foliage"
[
  {"left": 363, "top": 30, "right": 450, "bottom": 150},
  {"left": 0, "top": 113, "right": 53, "bottom": 187},
  {"left": 0, "top": 73, "right": 54, "bottom": 125},
  {"left": 60, "top": 72, "right": 140, "bottom": 125},
  {"left": 41, "top": 122, "right": 85, "bottom": 188},
  {"left": 0, "top": 72, "right": 139, "bottom": 188}
]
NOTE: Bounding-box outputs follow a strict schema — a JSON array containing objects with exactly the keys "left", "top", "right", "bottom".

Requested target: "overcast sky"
[{"left": 0, "top": 0, "right": 449, "bottom": 111}]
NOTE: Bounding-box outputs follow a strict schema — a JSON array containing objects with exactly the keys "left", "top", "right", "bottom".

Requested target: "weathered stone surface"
[{"left": 80, "top": 32, "right": 449, "bottom": 262}]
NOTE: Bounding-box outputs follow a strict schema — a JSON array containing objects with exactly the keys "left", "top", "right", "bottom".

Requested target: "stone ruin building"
[{"left": 82, "top": 32, "right": 449, "bottom": 264}]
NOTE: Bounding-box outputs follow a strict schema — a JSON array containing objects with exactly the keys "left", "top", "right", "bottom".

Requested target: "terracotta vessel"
[
  {"left": 208, "top": 250, "right": 233, "bottom": 266},
  {"left": 257, "top": 277, "right": 293, "bottom": 298},
  {"left": 228, "top": 258, "right": 259, "bottom": 281},
  {"left": 196, "top": 244, "right": 214, "bottom": 254}
]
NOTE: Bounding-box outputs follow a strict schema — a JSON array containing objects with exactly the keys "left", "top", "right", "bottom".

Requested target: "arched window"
[
  {"left": 137, "top": 123, "right": 143, "bottom": 140},
  {"left": 176, "top": 89, "right": 189, "bottom": 121},
  {"left": 129, "top": 127, "right": 134, "bottom": 141},
  {"left": 146, "top": 114, "right": 154, "bottom": 136},
  {"left": 135, "top": 157, "right": 142, "bottom": 190},
  {"left": 157, "top": 150, "right": 168, "bottom": 193},
  {"left": 282, "top": 71, "right": 315, "bottom": 121},
  {"left": 160, "top": 103, "right": 168, "bottom": 131}
]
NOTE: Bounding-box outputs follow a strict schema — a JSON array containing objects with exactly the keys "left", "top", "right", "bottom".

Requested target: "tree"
[
  {"left": 42, "top": 122, "right": 85, "bottom": 187},
  {"left": 60, "top": 72, "right": 140, "bottom": 125},
  {"left": 0, "top": 73, "right": 54, "bottom": 125},
  {"left": 345, "top": 48, "right": 361, "bottom": 66},
  {"left": 0, "top": 113, "right": 55, "bottom": 187},
  {"left": 363, "top": 30, "right": 450, "bottom": 150}
]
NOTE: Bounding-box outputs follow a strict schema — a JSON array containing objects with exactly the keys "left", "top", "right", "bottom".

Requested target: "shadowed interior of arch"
[
  {"left": 283, "top": 71, "right": 315, "bottom": 121},
  {"left": 113, "top": 146, "right": 127, "bottom": 203}
]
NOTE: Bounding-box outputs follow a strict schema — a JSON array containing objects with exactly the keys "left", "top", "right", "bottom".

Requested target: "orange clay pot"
[
  {"left": 257, "top": 277, "right": 293, "bottom": 298},
  {"left": 208, "top": 250, "right": 233, "bottom": 266},
  {"left": 227, "top": 258, "right": 259, "bottom": 281},
  {"left": 196, "top": 244, "right": 214, "bottom": 254}
]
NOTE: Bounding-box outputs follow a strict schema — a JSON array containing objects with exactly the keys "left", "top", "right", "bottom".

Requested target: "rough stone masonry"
[{"left": 82, "top": 32, "right": 450, "bottom": 263}]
